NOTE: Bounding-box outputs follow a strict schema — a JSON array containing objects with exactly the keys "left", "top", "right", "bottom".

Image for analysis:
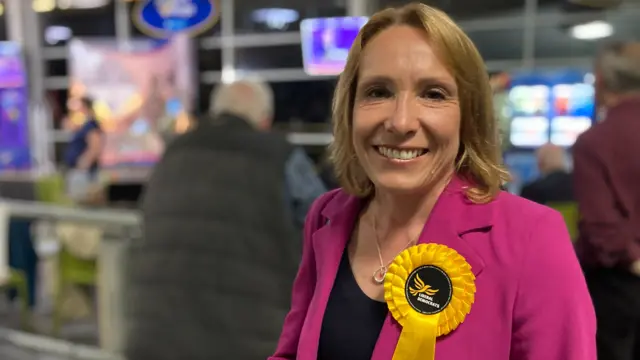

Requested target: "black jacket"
[
  {"left": 125, "top": 114, "right": 300, "bottom": 360},
  {"left": 520, "top": 170, "right": 574, "bottom": 205}
]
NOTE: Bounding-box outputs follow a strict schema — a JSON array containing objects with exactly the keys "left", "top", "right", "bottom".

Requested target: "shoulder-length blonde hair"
[{"left": 330, "top": 3, "right": 510, "bottom": 203}]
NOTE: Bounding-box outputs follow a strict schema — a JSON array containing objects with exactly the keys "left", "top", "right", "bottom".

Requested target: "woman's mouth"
[{"left": 374, "top": 146, "right": 428, "bottom": 161}]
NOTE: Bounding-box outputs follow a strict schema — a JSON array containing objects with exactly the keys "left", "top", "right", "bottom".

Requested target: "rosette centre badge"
[{"left": 406, "top": 265, "right": 452, "bottom": 315}]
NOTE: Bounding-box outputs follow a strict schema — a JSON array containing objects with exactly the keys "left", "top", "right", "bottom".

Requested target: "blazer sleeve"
[
  {"left": 510, "top": 210, "right": 597, "bottom": 360},
  {"left": 269, "top": 190, "right": 336, "bottom": 359}
]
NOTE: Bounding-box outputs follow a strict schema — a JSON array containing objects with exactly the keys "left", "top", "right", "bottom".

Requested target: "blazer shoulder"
[{"left": 494, "top": 191, "right": 563, "bottom": 229}]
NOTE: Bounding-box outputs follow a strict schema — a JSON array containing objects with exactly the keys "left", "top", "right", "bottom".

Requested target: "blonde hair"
[{"left": 330, "top": 3, "right": 510, "bottom": 203}]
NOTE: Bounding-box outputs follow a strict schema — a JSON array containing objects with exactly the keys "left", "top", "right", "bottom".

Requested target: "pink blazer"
[{"left": 270, "top": 177, "right": 596, "bottom": 360}]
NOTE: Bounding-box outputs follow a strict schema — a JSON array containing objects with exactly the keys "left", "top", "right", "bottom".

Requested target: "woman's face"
[{"left": 352, "top": 25, "right": 461, "bottom": 194}]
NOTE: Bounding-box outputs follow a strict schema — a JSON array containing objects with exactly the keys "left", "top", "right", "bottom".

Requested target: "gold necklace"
[{"left": 371, "top": 215, "right": 417, "bottom": 285}]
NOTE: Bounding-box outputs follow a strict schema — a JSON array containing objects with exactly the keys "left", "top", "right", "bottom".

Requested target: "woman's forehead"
[{"left": 357, "top": 26, "right": 455, "bottom": 86}]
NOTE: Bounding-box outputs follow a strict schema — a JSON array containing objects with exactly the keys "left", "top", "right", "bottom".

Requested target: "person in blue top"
[{"left": 64, "top": 96, "right": 104, "bottom": 175}]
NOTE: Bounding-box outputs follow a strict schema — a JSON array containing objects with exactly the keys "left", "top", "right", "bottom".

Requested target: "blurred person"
[
  {"left": 64, "top": 96, "right": 103, "bottom": 173},
  {"left": 574, "top": 41, "right": 640, "bottom": 360},
  {"left": 270, "top": 4, "right": 595, "bottom": 360},
  {"left": 125, "top": 79, "right": 326, "bottom": 360},
  {"left": 63, "top": 96, "right": 104, "bottom": 200},
  {"left": 520, "top": 143, "right": 573, "bottom": 205}
]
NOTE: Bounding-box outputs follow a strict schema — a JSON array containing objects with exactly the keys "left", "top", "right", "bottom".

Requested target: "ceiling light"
[
  {"left": 45, "top": 26, "right": 72, "bottom": 45},
  {"left": 33, "top": 0, "right": 56, "bottom": 12},
  {"left": 570, "top": 20, "right": 614, "bottom": 40},
  {"left": 252, "top": 8, "right": 300, "bottom": 30},
  {"left": 56, "top": 0, "right": 109, "bottom": 9},
  {"left": 57, "top": 0, "right": 72, "bottom": 9}
]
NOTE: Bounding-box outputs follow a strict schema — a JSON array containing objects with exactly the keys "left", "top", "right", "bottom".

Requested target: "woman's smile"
[{"left": 372, "top": 145, "right": 429, "bottom": 163}]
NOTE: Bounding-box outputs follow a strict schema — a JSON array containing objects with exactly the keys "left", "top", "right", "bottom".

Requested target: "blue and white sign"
[{"left": 133, "top": 0, "right": 220, "bottom": 38}]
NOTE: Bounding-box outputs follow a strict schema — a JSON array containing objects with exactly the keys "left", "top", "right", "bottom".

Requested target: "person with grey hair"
[
  {"left": 573, "top": 41, "right": 640, "bottom": 360},
  {"left": 125, "top": 79, "right": 326, "bottom": 360}
]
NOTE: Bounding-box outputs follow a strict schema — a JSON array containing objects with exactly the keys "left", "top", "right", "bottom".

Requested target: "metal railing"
[
  {"left": 0, "top": 199, "right": 140, "bottom": 357},
  {"left": 0, "top": 199, "right": 141, "bottom": 281},
  {"left": 0, "top": 200, "right": 140, "bottom": 226}
]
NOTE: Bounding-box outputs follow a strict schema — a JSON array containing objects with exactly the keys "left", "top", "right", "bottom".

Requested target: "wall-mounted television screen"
[
  {"left": 300, "top": 16, "right": 368, "bottom": 76},
  {"left": 507, "top": 69, "right": 595, "bottom": 149}
]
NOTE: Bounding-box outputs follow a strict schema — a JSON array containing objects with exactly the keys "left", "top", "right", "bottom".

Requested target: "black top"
[{"left": 318, "top": 249, "right": 388, "bottom": 360}]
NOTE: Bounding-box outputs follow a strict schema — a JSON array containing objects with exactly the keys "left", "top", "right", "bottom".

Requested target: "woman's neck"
[{"left": 369, "top": 179, "right": 449, "bottom": 233}]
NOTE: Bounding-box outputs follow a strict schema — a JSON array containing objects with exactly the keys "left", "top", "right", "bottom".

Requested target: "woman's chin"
[{"left": 371, "top": 176, "right": 427, "bottom": 195}]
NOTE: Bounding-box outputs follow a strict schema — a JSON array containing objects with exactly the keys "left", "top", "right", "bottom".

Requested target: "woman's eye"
[
  {"left": 422, "top": 89, "right": 447, "bottom": 100},
  {"left": 365, "top": 87, "right": 391, "bottom": 99}
]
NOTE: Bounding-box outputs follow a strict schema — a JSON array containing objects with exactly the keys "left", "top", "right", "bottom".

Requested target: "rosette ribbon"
[{"left": 384, "top": 243, "right": 476, "bottom": 360}]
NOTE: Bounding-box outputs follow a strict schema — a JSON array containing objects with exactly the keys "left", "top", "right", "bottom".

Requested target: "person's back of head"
[
  {"left": 596, "top": 41, "right": 640, "bottom": 109},
  {"left": 536, "top": 143, "right": 567, "bottom": 175},
  {"left": 209, "top": 78, "right": 274, "bottom": 130}
]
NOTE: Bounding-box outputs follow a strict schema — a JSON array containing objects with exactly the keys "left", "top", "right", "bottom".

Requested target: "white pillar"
[
  {"left": 221, "top": 0, "right": 236, "bottom": 83},
  {"left": 347, "top": 0, "right": 375, "bottom": 17},
  {"left": 115, "top": 0, "right": 132, "bottom": 51},
  {"left": 522, "top": 0, "right": 538, "bottom": 69}
]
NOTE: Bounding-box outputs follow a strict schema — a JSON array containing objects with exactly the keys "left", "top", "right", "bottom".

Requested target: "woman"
[
  {"left": 270, "top": 4, "right": 595, "bottom": 360},
  {"left": 64, "top": 96, "right": 104, "bottom": 200}
]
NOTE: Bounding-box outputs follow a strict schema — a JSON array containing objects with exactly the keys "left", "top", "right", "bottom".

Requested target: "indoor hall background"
[{"left": 1, "top": 0, "right": 638, "bottom": 163}]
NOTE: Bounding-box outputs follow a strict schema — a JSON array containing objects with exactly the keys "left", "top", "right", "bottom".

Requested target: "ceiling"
[
  {"left": 233, "top": 0, "right": 563, "bottom": 27},
  {"left": 25, "top": 0, "right": 640, "bottom": 67}
]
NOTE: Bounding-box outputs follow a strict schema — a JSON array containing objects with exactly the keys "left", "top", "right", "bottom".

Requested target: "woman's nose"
[{"left": 384, "top": 94, "right": 419, "bottom": 136}]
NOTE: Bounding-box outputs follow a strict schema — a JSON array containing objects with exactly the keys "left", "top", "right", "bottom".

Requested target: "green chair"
[
  {"left": 51, "top": 246, "right": 98, "bottom": 335},
  {"left": 0, "top": 269, "right": 32, "bottom": 330},
  {"left": 548, "top": 202, "right": 579, "bottom": 242},
  {"left": 35, "top": 173, "right": 72, "bottom": 206},
  {"left": 34, "top": 174, "right": 99, "bottom": 335}
]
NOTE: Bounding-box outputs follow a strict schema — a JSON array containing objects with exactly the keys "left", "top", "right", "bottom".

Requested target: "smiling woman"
[
  {"left": 270, "top": 3, "right": 596, "bottom": 360},
  {"left": 331, "top": 6, "right": 510, "bottom": 202}
]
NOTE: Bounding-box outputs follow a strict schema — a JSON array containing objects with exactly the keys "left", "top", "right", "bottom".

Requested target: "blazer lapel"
[
  {"left": 302, "top": 192, "right": 363, "bottom": 360},
  {"left": 372, "top": 176, "right": 493, "bottom": 360}
]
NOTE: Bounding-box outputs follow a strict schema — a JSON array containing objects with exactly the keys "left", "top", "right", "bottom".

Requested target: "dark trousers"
[
  {"left": 7, "top": 219, "right": 37, "bottom": 307},
  {"left": 586, "top": 268, "right": 640, "bottom": 360}
]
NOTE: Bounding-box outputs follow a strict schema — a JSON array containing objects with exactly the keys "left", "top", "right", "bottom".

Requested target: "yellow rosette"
[{"left": 384, "top": 243, "right": 476, "bottom": 360}]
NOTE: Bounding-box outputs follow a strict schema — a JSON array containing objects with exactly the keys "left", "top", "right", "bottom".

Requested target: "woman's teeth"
[{"left": 377, "top": 146, "right": 426, "bottom": 160}]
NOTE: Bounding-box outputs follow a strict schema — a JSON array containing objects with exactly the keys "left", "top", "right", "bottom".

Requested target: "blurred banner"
[
  {"left": 67, "top": 35, "right": 194, "bottom": 168},
  {"left": 0, "top": 42, "right": 30, "bottom": 171}
]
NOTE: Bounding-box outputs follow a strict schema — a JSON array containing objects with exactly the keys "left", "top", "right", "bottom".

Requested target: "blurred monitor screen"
[
  {"left": 549, "top": 83, "right": 594, "bottom": 146},
  {"left": 300, "top": 16, "right": 368, "bottom": 76},
  {"left": 550, "top": 116, "right": 592, "bottom": 146},
  {"left": 509, "top": 85, "right": 550, "bottom": 117},
  {"left": 510, "top": 116, "right": 550, "bottom": 147},
  {"left": 507, "top": 69, "right": 595, "bottom": 148}
]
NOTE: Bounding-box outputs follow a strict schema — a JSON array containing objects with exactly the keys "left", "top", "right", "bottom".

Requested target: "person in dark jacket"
[
  {"left": 520, "top": 143, "right": 573, "bottom": 205},
  {"left": 125, "top": 79, "right": 325, "bottom": 360}
]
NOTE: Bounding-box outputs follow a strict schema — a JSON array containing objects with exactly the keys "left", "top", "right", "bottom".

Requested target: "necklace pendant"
[{"left": 373, "top": 266, "right": 388, "bottom": 285}]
